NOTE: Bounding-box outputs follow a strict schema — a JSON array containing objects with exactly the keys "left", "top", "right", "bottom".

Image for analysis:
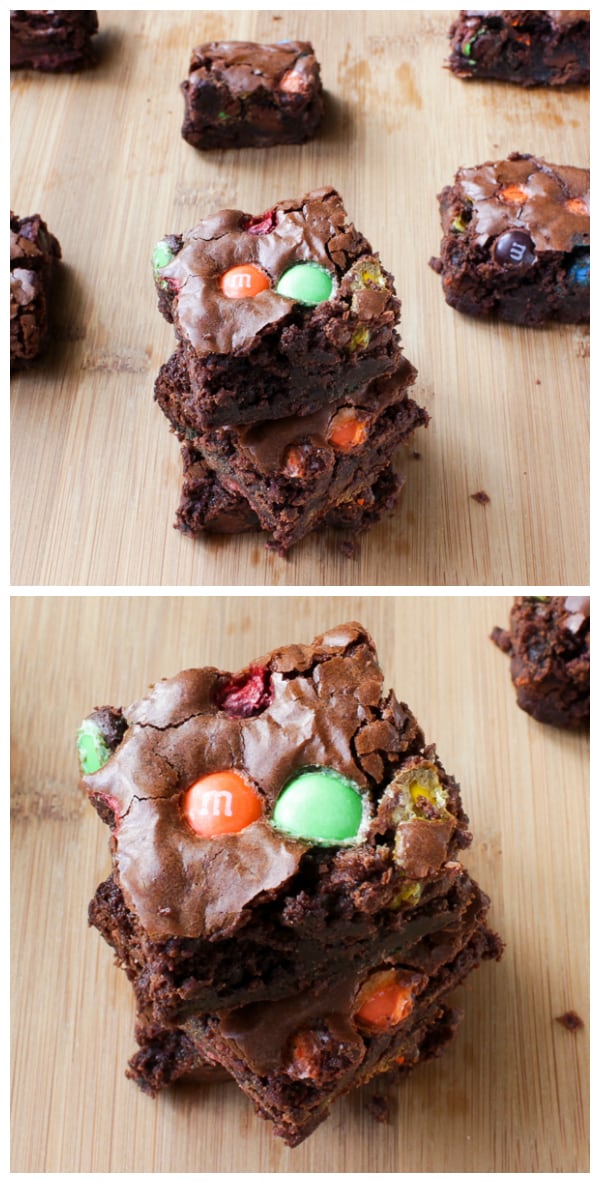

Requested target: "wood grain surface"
[
  {"left": 10, "top": 9, "right": 589, "bottom": 587},
  {"left": 11, "top": 595, "right": 589, "bottom": 1172}
]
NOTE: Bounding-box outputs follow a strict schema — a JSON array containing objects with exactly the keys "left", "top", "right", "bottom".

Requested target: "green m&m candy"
[
  {"left": 272, "top": 767, "right": 364, "bottom": 844},
  {"left": 275, "top": 262, "right": 334, "bottom": 306},
  {"left": 77, "top": 719, "right": 111, "bottom": 775},
  {"left": 152, "top": 239, "right": 175, "bottom": 279}
]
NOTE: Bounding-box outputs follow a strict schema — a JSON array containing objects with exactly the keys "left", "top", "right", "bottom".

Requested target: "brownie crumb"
[
  {"left": 366, "top": 1093, "right": 390, "bottom": 1124},
  {"left": 470, "top": 490, "right": 490, "bottom": 505},
  {"left": 556, "top": 1010, "right": 584, "bottom": 1032},
  {"left": 339, "top": 540, "right": 357, "bottom": 559}
]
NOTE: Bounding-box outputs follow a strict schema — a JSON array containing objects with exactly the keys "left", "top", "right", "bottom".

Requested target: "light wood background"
[
  {"left": 10, "top": 9, "right": 589, "bottom": 587},
  {"left": 11, "top": 596, "right": 589, "bottom": 1171}
]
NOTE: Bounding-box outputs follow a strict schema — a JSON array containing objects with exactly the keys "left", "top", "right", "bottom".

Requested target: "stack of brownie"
[
  {"left": 152, "top": 187, "right": 428, "bottom": 552},
  {"left": 80, "top": 622, "right": 502, "bottom": 1146},
  {"left": 10, "top": 10, "right": 99, "bottom": 72}
]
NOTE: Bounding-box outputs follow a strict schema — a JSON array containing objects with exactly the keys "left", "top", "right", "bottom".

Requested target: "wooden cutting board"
[
  {"left": 11, "top": 596, "right": 589, "bottom": 1171},
  {"left": 10, "top": 9, "right": 589, "bottom": 586}
]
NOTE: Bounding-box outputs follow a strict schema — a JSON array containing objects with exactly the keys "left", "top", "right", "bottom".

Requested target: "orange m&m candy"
[
  {"left": 182, "top": 770, "right": 263, "bottom": 837},
  {"left": 354, "top": 969, "right": 417, "bottom": 1030},
  {"left": 220, "top": 264, "right": 271, "bottom": 299},
  {"left": 327, "top": 407, "right": 368, "bottom": 451},
  {"left": 564, "top": 196, "right": 588, "bottom": 216},
  {"left": 498, "top": 184, "right": 528, "bottom": 204}
]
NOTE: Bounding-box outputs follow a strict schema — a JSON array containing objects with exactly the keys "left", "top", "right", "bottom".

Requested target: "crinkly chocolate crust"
[
  {"left": 181, "top": 41, "right": 324, "bottom": 149},
  {"left": 448, "top": 11, "right": 590, "bottom": 87},
  {"left": 153, "top": 187, "right": 403, "bottom": 426},
  {"left": 10, "top": 211, "right": 61, "bottom": 367},
  {"left": 492, "top": 596, "right": 590, "bottom": 727},
  {"left": 430, "top": 153, "right": 589, "bottom": 324},
  {"left": 10, "top": 10, "right": 99, "bottom": 71}
]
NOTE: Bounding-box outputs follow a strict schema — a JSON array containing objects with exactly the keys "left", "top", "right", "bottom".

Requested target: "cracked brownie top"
[
  {"left": 152, "top": 188, "right": 399, "bottom": 358},
  {"left": 79, "top": 623, "right": 470, "bottom": 942}
]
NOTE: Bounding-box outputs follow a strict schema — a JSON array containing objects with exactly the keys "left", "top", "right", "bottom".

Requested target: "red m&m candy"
[
  {"left": 220, "top": 264, "right": 270, "bottom": 299},
  {"left": 182, "top": 770, "right": 263, "bottom": 837}
]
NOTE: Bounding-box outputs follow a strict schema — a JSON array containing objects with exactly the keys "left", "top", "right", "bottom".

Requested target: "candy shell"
[
  {"left": 220, "top": 264, "right": 271, "bottom": 299},
  {"left": 276, "top": 262, "right": 334, "bottom": 306},
  {"left": 183, "top": 770, "right": 263, "bottom": 837},
  {"left": 77, "top": 719, "right": 111, "bottom": 775},
  {"left": 272, "top": 767, "right": 364, "bottom": 844},
  {"left": 354, "top": 969, "right": 416, "bottom": 1029},
  {"left": 152, "top": 240, "right": 174, "bottom": 276}
]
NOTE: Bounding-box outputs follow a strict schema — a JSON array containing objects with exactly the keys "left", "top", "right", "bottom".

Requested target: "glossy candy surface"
[
  {"left": 354, "top": 969, "right": 416, "bottom": 1029},
  {"left": 494, "top": 230, "right": 536, "bottom": 267},
  {"left": 220, "top": 264, "right": 271, "bottom": 299},
  {"left": 77, "top": 719, "right": 112, "bottom": 774},
  {"left": 567, "top": 250, "right": 590, "bottom": 286},
  {"left": 272, "top": 766, "right": 364, "bottom": 843},
  {"left": 275, "top": 261, "right": 333, "bottom": 305},
  {"left": 327, "top": 407, "right": 368, "bottom": 451},
  {"left": 182, "top": 770, "right": 263, "bottom": 836}
]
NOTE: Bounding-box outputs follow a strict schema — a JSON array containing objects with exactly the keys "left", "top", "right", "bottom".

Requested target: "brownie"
[
  {"left": 181, "top": 41, "right": 324, "bottom": 150},
  {"left": 155, "top": 347, "right": 427, "bottom": 552},
  {"left": 152, "top": 187, "right": 405, "bottom": 428},
  {"left": 81, "top": 622, "right": 502, "bottom": 1145},
  {"left": 10, "top": 211, "right": 61, "bottom": 368},
  {"left": 491, "top": 596, "right": 590, "bottom": 728},
  {"left": 175, "top": 444, "right": 404, "bottom": 539},
  {"left": 430, "top": 153, "right": 590, "bottom": 325},
  {"left": 10, "top": 10, "right": 99, "bottom": 71},
  {"left": 448, "top": 11, "right": 590, "bottom": 87}
]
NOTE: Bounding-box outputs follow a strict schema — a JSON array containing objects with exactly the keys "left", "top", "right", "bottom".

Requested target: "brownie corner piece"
[
  {"left": 492, "top": 595, "right": 590, "bottom": 728},
  {"left": 81, "top": 621, "right": 501, "bottom": 1145},
  {"left": 431, "top": 153, "right": 590, "bottom": 324},
  {"left": 10, "top": 10, "right": 99, "bottom": 72},
  {"left": 180, "top": 40, "right": 324, "bottom": 150},
  {"left": 10, "top": 211, "right": 62, "bottom": 368},
  {"left": 447, "top": 10, "right": 590, "bottom": 87}
]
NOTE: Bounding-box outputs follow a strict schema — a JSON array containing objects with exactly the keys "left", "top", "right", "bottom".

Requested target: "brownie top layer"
[
  {"left": 187, "top": 40, "right": 319, "bottom": 95},
  {"left": 153, "top": 187, "right": 397, "bottom": 357},
  {"left": 82, "top": 623, "right": 467, "bottom": 941},
  {"left": 445, "top": 153, "right": 589, "bottom": 252}
]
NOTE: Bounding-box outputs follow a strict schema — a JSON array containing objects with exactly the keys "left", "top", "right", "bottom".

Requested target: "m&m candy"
[
  {"left": 353, "top": 969, "right": 417, "bottom": 1030},
  {"left": 152, "top": 239, "right": 175, "bottom": 277},
  {"left": 77, "top": 718, "right": 112, "bottom": 774},
  {"left": 493, "top": 230, "right": 535, "bottom": 268},
  {"left": 497, "top": 184, "right": 528, "bottom": 205},
  {"left": 327, "top": 407, "right": 368, "bottom": 451},
  {"left": 275, "top": 262, "right": 334, "bottom": 306},
  {"left": 182, "top": 770, "right": 263, "bottom": 837},
  {"left": 220, "top": 264, "right": 271, "bottom": 299},
  {"left": 272, "top": 767, "right": 364, "bottom": 844},
  {"left": 567, "top": 250, "right": 590, "bottom": 287},
  {"left": 564, "top": 196, "right": 589, "bottom": 217}
]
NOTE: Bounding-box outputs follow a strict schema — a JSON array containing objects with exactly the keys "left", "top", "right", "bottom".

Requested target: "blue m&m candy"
[
  {"left": 567, "top": 251, "right": 590, "bottom": 287},
  {"left": 272, "top": 767, "right": 364, "bottom": 844}
]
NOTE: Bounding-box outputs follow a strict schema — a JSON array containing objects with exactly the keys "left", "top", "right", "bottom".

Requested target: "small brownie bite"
[
  {"left": 81, "top": 622, "right": 502, "bottom": 1146},
  {"left": 448, "top": 10, "right": 590, "bottom": 87},
  {"left": 10, "top": 10, "right": 99, "bottom": 72},
  {"left": 181, "top": 40, "right": 324, "bottom": 149},
  {"left": 430, "top": 153, "right": 589, "bottom": 325},
  {"left": 491, "top": 596, "right": 590, "bottom": 728},
  {"left": 10, "top": 211, "right": 61, "bottom": 368}
]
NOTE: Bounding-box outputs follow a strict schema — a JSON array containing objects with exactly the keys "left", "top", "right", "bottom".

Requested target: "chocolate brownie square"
[
  {"left": 152, "top": 187, "right": 404, "bottom": 427},
  {"left": 181, "top": 41, "right": 324, "bottom": 149},
  {"left": 155, "top": 348, "right": 426, "bottom": 552},
  {"left": 492, "top": 596, "right": 590, "bottom": 728},
  {"left": 80, "top": 622, "right": 502, "bottom": 1145},
  {"left": 430, "top": 153, "right": 589, "bottom": 324},
  {"left": 10, "top": 211, "right": 61, "bottom": 367},
  {"left": 448, "top": 11, "right": 590, "bottom": 87},
  {"left": 175, "top": 444, "right": 404, "bottom": 541},
  {"left": 10, "top": 10, "right": 99, "bottom": 72}
]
